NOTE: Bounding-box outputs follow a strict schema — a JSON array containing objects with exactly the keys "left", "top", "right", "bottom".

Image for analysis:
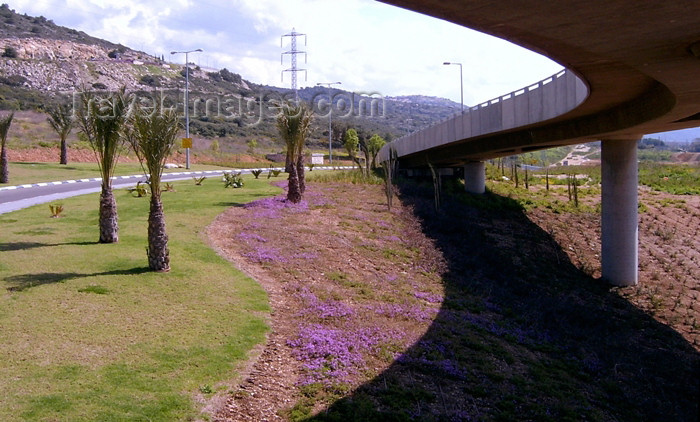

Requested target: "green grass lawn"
[
  {"left": 5, "top": 162, "right": 242, "bottom": 186},
  {"left": 0, "top": 176, "right": 280, "bottom": 421}
]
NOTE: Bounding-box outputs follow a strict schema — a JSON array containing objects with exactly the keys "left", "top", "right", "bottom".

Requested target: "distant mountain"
[
  {"left": 388, "top": 95, "right": 461, "bottom": 109},
  {"left": 648, "top": 127, "right": 700, "bottom": 143},
  {"left": 0, "top": 4, "right": 460, "bottom": 146}
]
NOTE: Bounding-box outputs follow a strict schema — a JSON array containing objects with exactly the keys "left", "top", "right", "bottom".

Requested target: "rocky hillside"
[
  {"left": 0, "top": 4, "right": 164, "bottom": 91},
  {"left": 0, "top": 4, "right": 249, "bottom": 97},
  {"left": 0, "top": 39, "right": 177, "bottom": 92},
  {"left": 3, "top": 37, "right": 107, "bottom": 61}
]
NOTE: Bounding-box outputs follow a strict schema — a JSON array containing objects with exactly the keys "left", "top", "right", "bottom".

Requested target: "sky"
[{"left": 7, "top": 0, "right": 564, "bottom": 106}]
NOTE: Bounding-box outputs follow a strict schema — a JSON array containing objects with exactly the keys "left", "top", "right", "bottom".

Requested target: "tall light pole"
[
  {"left": 443, "top": 62, "right": 464, "bottom": 114},
  {"left": 171, "top": 48, "right": 203, "bottom": 169},
  {"left": 316, "top": 81, "right": 341, "bottom": 164}
]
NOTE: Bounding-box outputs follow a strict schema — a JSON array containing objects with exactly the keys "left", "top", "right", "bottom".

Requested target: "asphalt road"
[{"left": 0, "top": 166, "right": 350, "bottom": 215}]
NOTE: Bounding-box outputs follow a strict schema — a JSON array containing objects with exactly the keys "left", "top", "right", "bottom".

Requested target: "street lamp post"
[
  {"left": 171, "top": 48, "right": 203, "bottom": 169},
  {"left": 443, "top": 62, "right": 464, "bottom": 114},
  {"left": 316, "top": 82, "right": 341, "bottom": 164}
]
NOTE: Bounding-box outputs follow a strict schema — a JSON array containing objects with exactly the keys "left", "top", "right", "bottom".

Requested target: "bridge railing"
[{"left": 377, "top": 68, "right": 588, "bottom": 164}]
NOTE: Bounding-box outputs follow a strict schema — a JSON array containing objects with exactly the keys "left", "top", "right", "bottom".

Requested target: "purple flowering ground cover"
[{"left": 212, "top": 179, "right": 699, "bottom": 422}]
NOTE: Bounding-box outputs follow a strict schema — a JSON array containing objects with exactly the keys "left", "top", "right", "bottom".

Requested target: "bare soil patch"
[
  {"left": 6, "top": 147, "right": 119, "bottom": 163},
  {"left": 207, "top": 179, "right": 698, "bottom": 421},
  {"left": 673, "top": 152, "right": 700, "bottom": 163}
]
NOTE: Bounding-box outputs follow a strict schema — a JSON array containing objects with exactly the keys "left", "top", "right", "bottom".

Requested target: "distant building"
[{"left": 311, "top": 153, "right": 324, "bottom": 165}]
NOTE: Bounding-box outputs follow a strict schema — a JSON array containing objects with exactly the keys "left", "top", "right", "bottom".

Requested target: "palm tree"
[
  {"left": 46, "top": 104, "right": 74, "bottom": 165},
  {"left": 276, "top": 102, "right": 312, "bottom": 203},
  {"left": 126, "top": 102, "right": 180, "bottom": 272},
  {"left": 76, "top": 89, "right": 130, "bottom": 243},
  {"left": 0, "top": 112, "right": 14, "bottom": 184}
]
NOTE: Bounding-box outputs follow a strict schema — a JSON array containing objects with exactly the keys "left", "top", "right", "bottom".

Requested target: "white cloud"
[{"left": 8, "top": 0, "right": 563, "bottom": 104}]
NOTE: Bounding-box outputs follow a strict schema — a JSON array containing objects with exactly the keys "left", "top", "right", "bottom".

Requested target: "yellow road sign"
[{"left": 181, "top": 138, "right": 193, "bottom": 148}]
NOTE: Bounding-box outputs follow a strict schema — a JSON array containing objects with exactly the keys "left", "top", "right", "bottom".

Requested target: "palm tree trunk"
[
  {"left": 99, "top": 186, "right": 119, "bottom": 243},
  {"left": 147, "top": 195, "right": 170, "bottom": 272},
  {"left": 0, "top": 144, "right": 8, "bottom": 183},
  {"left": 285, "top": 149, "right": 294, "bottom": 173},
  {"left": 60, "top": 138, "right": 67, "bottom": 165},
  {"left": 287, "top": 161, "right": 302, "bottom": 203},
  {"left": 296, "top": 153, "right": 305, "bottom": 194}
]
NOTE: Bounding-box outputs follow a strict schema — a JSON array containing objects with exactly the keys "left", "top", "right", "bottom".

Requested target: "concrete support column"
[
  {"left": 601, "top": 139, "right": 639, "bottom": 286},
  {"left": 464, "top": 161, "right": 486, "bottom": 194}
]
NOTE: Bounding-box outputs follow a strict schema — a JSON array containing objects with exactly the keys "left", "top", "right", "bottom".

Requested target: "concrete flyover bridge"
[{"left": 377, "top": 0, "right": 700, "bottom": 286}]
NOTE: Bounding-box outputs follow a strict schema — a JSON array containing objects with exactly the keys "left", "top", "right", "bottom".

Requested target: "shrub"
[
  {"left": 139, "top": 75, "right": 160, "bottom": 87},
  {"left": 209, "top": 139, "right": 220, "bottom": 154},
  {"left": 223, "top": 172, "right": 244, "bottom": 188},
  {"left": 0, "top": 75, "right": 27, "bottom": 87},
  {"left": 2, "top": 46, "right": 18, "bottom": 58},
  {"left": 127, "top": 181, "right": 149, "bottom": 197},
  {"left": 247, "top": 139, "right": 258, "bottom": 154},
  {"left": 193, "top": 176, "right": 206, "bottom": 185},
  {"left": 219, "top": 68, "right": 242, "bottom": 84},
  {"left": 251, "top": 169, "right": 263, "bottom": 179},
  {"left": 49, "top": 203, "right": 64, "bottom": 218},
  {"left": 207, "top": 71, "right": 222, "bottom": 82}
]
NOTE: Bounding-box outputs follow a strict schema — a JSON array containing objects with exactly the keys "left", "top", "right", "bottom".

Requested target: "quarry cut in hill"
[{"left": 0, "top": 40, "right": 180, "bottom": 91}]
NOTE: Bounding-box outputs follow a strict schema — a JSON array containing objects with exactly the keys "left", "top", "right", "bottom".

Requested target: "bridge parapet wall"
[{"left": 378, "top": 69, "right": 588, "bottom": 164}]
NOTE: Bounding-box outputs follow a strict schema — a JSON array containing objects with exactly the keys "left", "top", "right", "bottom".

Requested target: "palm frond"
[
  {"left": 75, "top": 88, "right": 131, "bottom": 184},
  {"left": 130, "top": 101, "right": 181, "bottom": 196},
  {"left": 276, "top": 102, "right": 312, "bottom": 154},
  {"left": 46, "top": 104, "right": 74, "bottom": 140}
]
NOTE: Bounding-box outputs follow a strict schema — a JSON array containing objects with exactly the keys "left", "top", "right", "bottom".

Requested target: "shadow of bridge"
[{"left": 307, "top": 181, "right": 699, "bottom": 421}]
